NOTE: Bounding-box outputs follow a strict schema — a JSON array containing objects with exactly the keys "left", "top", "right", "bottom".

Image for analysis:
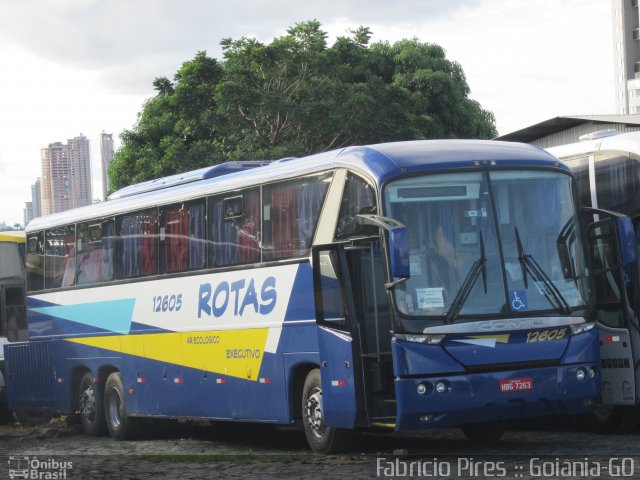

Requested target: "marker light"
[
  {"left": 588, "top": 368, "right": 596, "bottom": 379},
  {"left": 395, "top": 334, "right": 445, "bottom": 345}
]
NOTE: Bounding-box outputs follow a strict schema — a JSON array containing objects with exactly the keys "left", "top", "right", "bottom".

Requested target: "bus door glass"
[
  {"left": 312, "top": 245, "right": 363, "bottom": 428},
  {"left": 344, "top": 240, "right": 395, "bottom": 421},
  {"left": 587, "top": 217, "right": 636, "bottom": 405}
]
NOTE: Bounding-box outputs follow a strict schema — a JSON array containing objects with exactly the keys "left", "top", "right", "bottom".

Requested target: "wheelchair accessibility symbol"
[{"left": 510, "top": 290, "right": 528, "bottom": 311}]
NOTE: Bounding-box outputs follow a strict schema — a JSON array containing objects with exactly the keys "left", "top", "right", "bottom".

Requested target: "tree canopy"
[{"left": 109, "top": 20, "right": 497, "bottom": 191}]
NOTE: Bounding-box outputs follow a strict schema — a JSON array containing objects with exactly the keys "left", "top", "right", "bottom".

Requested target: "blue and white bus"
[
  {"left": 5, "top": 140, "right": 607, "bottom": 452},
  {"left": 548, "top": 131, "right": 640, "bottom": 433}
]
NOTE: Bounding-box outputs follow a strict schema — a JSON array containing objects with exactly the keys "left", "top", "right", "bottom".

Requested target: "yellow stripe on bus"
[
  {"left": 66, "top": 328, "right": 270, "bottom": 381},
  {"left": 0, "top": 231, "right": 25, "bottom": 243}
]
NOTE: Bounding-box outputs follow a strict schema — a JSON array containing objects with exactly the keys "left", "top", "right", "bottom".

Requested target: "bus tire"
[
  {"left": 104, "top": 372, "right": 138, "bottom": 440},
  {"left": 461, "top": 422, "right": 505, "bottom": 443},
  {"left": 302, "top": 368, "right": 352, "bottom": 454},
  {"left": 78, "top": 372, "right": 106, "bottom": 436},
  {"left": 586, "top": 405, "right": 640, "bottom": 434}
]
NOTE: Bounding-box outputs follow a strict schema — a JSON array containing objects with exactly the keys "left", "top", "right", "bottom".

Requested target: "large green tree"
[{"left": 109, "top": 20, "right": 496, "bottom": 191}]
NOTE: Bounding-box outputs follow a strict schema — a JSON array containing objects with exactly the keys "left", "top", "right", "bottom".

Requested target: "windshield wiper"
[
  {"left": 515, "top": 227, "right": 571, "bottom": 314},
  {"left": 447, "top": 232, "right": 487, "bottom": 323}
]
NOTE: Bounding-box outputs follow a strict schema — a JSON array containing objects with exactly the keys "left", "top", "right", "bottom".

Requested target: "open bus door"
[
  {"left": 585, "top": 209, "right": 640, "bottom": 432},
  {"left": 308, "top": 244, "right": 364, "bottom": 453},
  {"left": 309, "top": 240, "right": 398, "bottom": 453}
]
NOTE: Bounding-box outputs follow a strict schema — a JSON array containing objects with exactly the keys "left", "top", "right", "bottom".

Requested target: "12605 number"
[
  {"left": 153, "top": 294, "right": 183, "bottom": 313},
  {"left": 526, "top": 328, "right": 566, "bottom": 343}
]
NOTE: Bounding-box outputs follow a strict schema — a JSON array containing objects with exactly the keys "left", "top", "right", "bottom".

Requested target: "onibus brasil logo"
[{"left": 8, "top": 456, "right": 73, "bottom": 479}]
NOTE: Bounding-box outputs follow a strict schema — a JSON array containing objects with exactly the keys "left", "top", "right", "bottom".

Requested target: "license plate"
[{"left": 499, "top": 377, "right": 533, "bottom": 393}]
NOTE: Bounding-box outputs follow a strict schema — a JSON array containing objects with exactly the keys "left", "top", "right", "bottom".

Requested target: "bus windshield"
[{"left": 384, "top": 170, "right": 588, "bottom": 324}]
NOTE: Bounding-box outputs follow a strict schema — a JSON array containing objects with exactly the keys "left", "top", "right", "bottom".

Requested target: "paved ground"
[{"left": 0, "top": 417, "right": 639, "bottom": 479}]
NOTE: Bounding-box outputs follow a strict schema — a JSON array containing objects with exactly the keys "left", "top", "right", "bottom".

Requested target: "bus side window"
[
  {"left": 44, "top": 225, "right": 76, "bottom": 289},
  {"left": 209, "top": 188, "right": 261, "bottom": 267},
  {"left": 116, "top": 209, "right": 158, "bottom": 279},
  {"left": 76, "top": 219, "right": 115, "bottom": 285},
  {"left": 160, "top": 200, "right": 206, "bottom": 274},
  {"left": 595, "top": 155, "right": 640, "bottom": 214},
  {"left": 26, "top": 232, "right": 44, "bottom": 291},
  {"left": 571, "top": 162, "right": 592, "bottom": 209},
  {"left": 335, "top": 173, "right": 377, "bottom": 240},
  {"left": 262, "top": 174, "right": 330, "bottom": 261}
]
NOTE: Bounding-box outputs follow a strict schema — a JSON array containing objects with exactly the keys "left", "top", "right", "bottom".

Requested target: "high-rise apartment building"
[
  {"left": 23, "top": 202, "right": 33, "bottom": 227},
  {"left": 24, "top": 178, "right": 42, "bottom": 226},
  {"left": 41, "top": 142, "right": 72, "bottom": 215},
  {"left": 68, "top": 134, "right": 92, "bottom": 208},
  {"left": 31, "top": 178, "right": 41, "bottom": 219},
  {"left": 613, "top": 0, "right": 640, "bottom": 114},
  {"left": 100, "top": 132, "right": 114, "bottom": 199},
  {"left": 40, "top": 135, "right": 92, "bottom": 215}
]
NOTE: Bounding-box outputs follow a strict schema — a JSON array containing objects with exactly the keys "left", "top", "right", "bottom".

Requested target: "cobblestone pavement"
[{"left": 0, "top": 418, "right": 639, "bottom": 479}]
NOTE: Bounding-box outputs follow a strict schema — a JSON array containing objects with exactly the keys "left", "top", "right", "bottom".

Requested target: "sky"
[{"left": 0, "top": 0, "right": 614, "bottom": 227}]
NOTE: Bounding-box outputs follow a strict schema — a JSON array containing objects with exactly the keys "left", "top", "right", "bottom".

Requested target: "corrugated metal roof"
[{"left": 496, "top": 115, "right": 640, "bottom": 143}]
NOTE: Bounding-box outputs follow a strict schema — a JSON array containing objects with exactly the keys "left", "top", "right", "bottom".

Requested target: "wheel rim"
[
  {"left": 305, "top": 386, "right": 326, "bottom": 438},
  {"left": 80, "top": 385, "right": 96, "bottom": 423},
  {"left": 107, "top": 387, "right": 122, "bottom": 429}
]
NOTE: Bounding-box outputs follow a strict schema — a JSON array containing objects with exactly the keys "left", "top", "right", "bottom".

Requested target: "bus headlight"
[
  {"left": 570, "top": 322, "right": 595, "bottom": 335},
  {"left": 435, "top": 381, "right": 448, "bottom": 393},
  {"left": 576, "top": 369, "right": 586, "bottom": 381}
]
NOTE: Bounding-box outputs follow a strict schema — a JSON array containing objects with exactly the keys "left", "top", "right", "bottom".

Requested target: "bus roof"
[
  {"left": 26, "top": 139, "right": 564, "bottom": 233},
  {"left": 547, "top": 131, "right": 640, "bottom": 160},
  {"left": 0, "top": 231, "right": 25, "bottom": 243}
]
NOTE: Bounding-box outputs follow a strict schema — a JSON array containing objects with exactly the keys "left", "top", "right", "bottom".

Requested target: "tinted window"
[
  {"left": 76, "top": 219, "right": 115, "bottom": 285},
  {"left": 209, "top": 188, "right": 261, "bottom": 267},
  {"left": 335, "top": 174, "right": 377, "bottom": 240},
  {"left": 45, "top": 225, "right": 76, "bottom": 289},
  {"left": 160, "top": 200, "right": 206, "bottom": 274},
  {"left": 26, "top": 232, "right": 44, "bottom": 291},
  {"left": 263, "top": 174, "right": 331, "bottom": 260},
  {"left": 116, "top": 209, "right": 158, "bottom": 278}
]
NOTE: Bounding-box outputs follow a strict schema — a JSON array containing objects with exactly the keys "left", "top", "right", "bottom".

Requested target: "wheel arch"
[{"left": 288, "top": 362, "right": 319, "bottom": 423}]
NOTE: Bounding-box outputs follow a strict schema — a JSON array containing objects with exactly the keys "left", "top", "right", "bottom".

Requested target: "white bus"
[{"left": 548, "top": 130, "right": 640, "bottom": 432}]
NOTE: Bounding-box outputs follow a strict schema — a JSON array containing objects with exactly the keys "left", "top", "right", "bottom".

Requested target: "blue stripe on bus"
[
  {"left": 30, "top": 299, "right": 135, "bottom": 334},
  {"left": 283, "top": 263, "right": 316, "bottom": 322}
]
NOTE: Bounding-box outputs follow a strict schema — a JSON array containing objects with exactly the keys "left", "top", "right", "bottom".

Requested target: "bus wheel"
[
  {"left": 301, "top": 369, "right": 352, "bottom": 454},
  {"left": 586, "top": 405, "right": 640, "bottom": 434},
  {"left": 78, "top": 372, "right": 105, "bottom": 436},
  {"left": 13, "top": 410, "right": 53, "bottom": 427},
  {"left": 461, "top": 422, "right": 505, "bottom": 443},
  {"left": 104, "top": 372, "right": 138, "bottom": 440}
]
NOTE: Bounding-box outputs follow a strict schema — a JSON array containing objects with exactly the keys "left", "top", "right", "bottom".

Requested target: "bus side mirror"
[
  {"left": 389, "top": 226, "right": 410, "bottom": 278},
  {"left": 356, "top": 214, "right": 410, "bottom": 278},
  {"left": 617, "top": 216, "right": 637, "bottom": 266}
]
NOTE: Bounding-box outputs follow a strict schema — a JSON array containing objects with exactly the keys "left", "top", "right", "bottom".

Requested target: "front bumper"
[{"left": 395, "top": 362, "right": 600, "bottom": 430}]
